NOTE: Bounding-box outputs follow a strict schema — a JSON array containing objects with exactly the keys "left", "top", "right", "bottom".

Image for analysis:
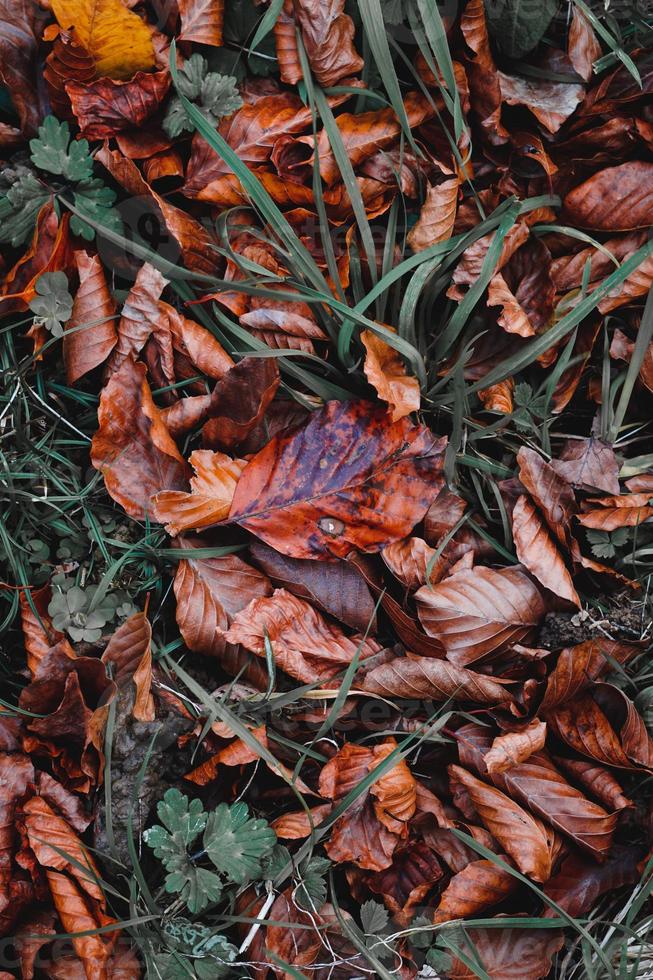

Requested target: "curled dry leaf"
[
  {"left": 178, "top": 0, "right": 224, "bottom": 45},
  {"left": 173, "top": 535, "right": 272, "bottom": 661},
  {"left": 479, "top": 377, "right": 514, "bottom": 413},
  {"left": 23, "top": 796, "right": 103, "bottom": 902},
  {"left": 202, "top": 356, "right": 280, "bottom": 449},
  {"left": 229, "top": 400, "right": 446, "bottom": 560},
  {"left": 540, "top": 638, "right": 640, "bottom": 712},
  {"left": 222, "top": 588, "right": 381, "bottom": 684},
  {"left": 249, "top": 540, "right": 377, "bottom": 634},
  {"left": 19, "top": 584, "right": 73, "bottom": 678},
  {"left": 153, "top": 450, "right": 246, "bottom": 536},
  {"left": 293, "top": 0, "right": 363, "bottom": 87},
  {"left": 511, "top": 494, "right": 580, "bottom": 606},
  {"left": 415, "top": 566, "right": 546, "bottom": 666},
  {"left": 564, "top": 162, "right": 653, "bottom": 231},
  {"left": 63, "top": 250, "right": 117, "bottom": 384},
  {"left": 517, "top": 447, "right": 577, "bottom": 548},
  {"left": 360, "top": 328, "right": 420, "bottom": 421},
  {"left": 0, "top": 0, "right": 45, "bottom": 135},
  {"left": 0, "top": 753, "right": 34, "bottom": 915},
  {"left": 432, "top": 858, "right": 517, "bottom": 924},
  {"left": 271, "top": 804, "right": 333, "bottom": 839},
  {"left": 446, "top": 927, "right": 564, "bottom": 980},
  {"left": 90, "top": 357, "right": 188, "bottom": 518},
  {"left": 483, "top": 719, "right": 547, "bottom": 773},
  {"left": 106, "top": 263, "right": 167, "bottom": 376},
  {"left": 407, "top": 178, "right": 459, "bottom": 252},
  {"left": 577, "top": 492, "right": 653, "bottom": 530},
  {"left": 448, "top": 764, "right": 554, "bottom": 881},
  {"left": 101, "top": 611, "right": 154, "bottom": 722},
  {"left": 544, "top": 846, "right": 642, "bottom": 917},
  {"left": 365, "top": 841, "right": 443, "bottom": 926},
  {"left": 550, "top": 437, "right": 620, "bottom": 495},
  {"left": 361, "top": 656, "right": 515, "bottom": 708},
  {"left": 458, "top": 723, "right": 617, "bottom": 860},
  {"left": 553, "top": 756, "right": 633, "bottom": 811},
  {"left": 45, "top": 869, "right": 114, "bottom": 979},
  {"left": 381, "top": 536, "right": 439, "bottom": 590},
  {"left": 66, "top": 69, "right": 170, "bottom": 138},
  {"left": 568, "top": 7, "right": 602, "bottom": 82},
  {"left": 44, "top": 29, "right": 96, "bottom": 121}
]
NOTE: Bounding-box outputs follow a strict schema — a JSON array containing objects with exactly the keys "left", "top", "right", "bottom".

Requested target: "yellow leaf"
[{"left": 51, "top": 0, "right": 155, "bottom": 79}]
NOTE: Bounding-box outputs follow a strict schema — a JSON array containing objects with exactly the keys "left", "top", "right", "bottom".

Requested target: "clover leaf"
[{"left": 28, "top": 272, "right": 74, "bottom": 339}]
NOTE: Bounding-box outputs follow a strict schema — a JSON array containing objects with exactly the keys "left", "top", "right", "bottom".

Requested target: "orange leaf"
[
  {"left": 511, "top": 495, "right": 580, "bottom": 606},
  {"left": 101, "top": 611, "right": 155, "bottom": 722},
  {"left": 153, "top": 450, "right": 246, "bottom": 535},
  {"left": 360, "top": 328, "right": 420, "bottom": 421},
  {"left": 64, "top": 251, "right": 117, "bottom": 384}
]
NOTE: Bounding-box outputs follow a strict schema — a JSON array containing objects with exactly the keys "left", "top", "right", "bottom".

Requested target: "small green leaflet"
[
  {"left": 163, "top": 54, "right": 243, "bottom": 137},
  {"left": 70, "top": 179, "right": 123, "bottom": 241},
  {"left": 204, "top": 801, "right": 276, "bottom": 884},
  {"left": 361, "top": 899, "right": 389, "bottom": 934},
  {"left": 0, "top": 171, "right": 50, "bottom": 247},
  {"left": 28, "top": 272, "right": 74, "bottom": 338},
  {"left": 586, "top": 527, "right": 631, "bottom": 559},
  {"left": 29, "top": 116, "right": 94, "bottom": 182},
  {"left": 484, "top": 0, "right": 557, "bottom": 58},
  {"left": 295, "top": 855, "right": 331, "bottom": 910}
]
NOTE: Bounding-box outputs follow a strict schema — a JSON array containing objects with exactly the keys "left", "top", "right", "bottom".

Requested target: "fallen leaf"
[
  {"left": 407, "top": 179, "right": 459, "bottom": 252},
  {"left": 433, "top": 858, "right": 517, "bottom": 924},
  {"left": 483, "top": 719, "right": 547, "bottom": 773},
  {"left": 446, "top": 926, "right": 564, "bottom": 980},
  {"left": 550, "top": 437, "right": 620, "bottom": 495},
  {"left": 105, "top": 263, "right": 167, "bottom": 375},
  {"left": 90, "top": 357, "right": 188, "bottom": 518},
  {"left": 0, "top": 753, "right": 34, "bottom": 916},
  {"left": 101, "top": 611, "right": 155, "bottom": 722},
  {"left": 222, "top": 588, "right": 381, "bottom": 684},
  {"left": 381, "top": 536, "right": 440, "bottom": 590},
  {"left": 553, "top": 756, "right": 633, "bottom": 810},
  {"left": 178, "top": 0, "right": 223, "bottom": 45},
  {"left": 50, "top": 0, "right": 155, "bottom": 79},
  {"left": 517, "top": 447, "right": 577, "bottom": 548},
  {"left": 564, "top": 162, "right": 653, "bottom": 231},
  {"left": 66, "top": 68, "right": 170, "bottom": 138},
  {"left": 543, "top": 846, "right": 642, "bottom": 917},
  {"left": 361, "top": 328, "right": 420, "bottom": 421},
  {"left": 361, "top": 656, "right": 515, "bottom": 707},
  {"left": 45, "top": 870, "right": 115, "bottom": 978},
  {"left": 201, "top": 357, "right": 280, "bottom": 449},
  {"left": 153, "top": 450, "right": 246, "bottom": 535},
  {"left": 578, "top": 492, "right": 653, "bottom": 530},
  {"left": 540, "top": 638, "right": 640, "bottom": 712},
  {"left": 293, "top": 0, "right": 363, "bottom": 87},
  {"left": 229, "top": 400, "right": 446, "bottom": 560},
  {"left": 448, "top": 765, "right": 554, "bottom": 881},
  {"left": 23, "top": 796, "right": 103, "bottom": 902},
  {"left": 63, "top": 251, "right": 117, "bottom": 384},
  {"left": 0, "top": 0, "right": 46, "bottom": 134},
  {"left": 365, "top": 841, "right": 443, "bottom": 926},
  {"left": 415, "top": 566, "right": 546, "bottom": 666},
  {"left": 511, "top": 494, "right": 580, "bottom": 606}
]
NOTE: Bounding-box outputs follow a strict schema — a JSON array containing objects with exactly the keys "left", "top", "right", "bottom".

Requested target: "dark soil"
[{"left": 538, "top": 597, "right": 649, "bottom": 650}]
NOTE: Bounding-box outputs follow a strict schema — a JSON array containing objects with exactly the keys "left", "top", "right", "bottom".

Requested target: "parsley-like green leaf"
[
  {"left": 30, "top": 116, "right": 93, "bottom": 182},
  {"left": 204, "top": 801, "right": 276, "bottom": 884},
  {"left": 164, "top": 55, "right": 243, "bottom": 137},
  {"left": 0, "top": 171, "right": 50, "bottom": 247},
  {"left": 361, "top": 899, "right": 389, "bottom": 934},
  {"left": 70, "top": 179, "right": 123, "bottom": 241},
  {"left": 28, "top": 272, "right": 73, "bottom": 338}
]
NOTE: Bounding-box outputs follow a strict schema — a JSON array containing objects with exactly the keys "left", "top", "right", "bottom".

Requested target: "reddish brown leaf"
[
  {"left": 91, "top": 358, "right": 188, "bottom": 518},
  {"left": 543, "top": 846, "right": 642, "bottom": 917},
  {"left": 271, "top": 804, "right": 333, "bottom": 839},
  {"left": 483, "top": 719, "right": 547, "bottom": 773},
  {"left": 381, "top": 536, "right": 440, "bottom": 590},
  {"left": 63, "top": 251, "right": 117, "bottom": 384},
  {"left": 66, "top": 69, "right": 170, "bottom": 138},
  {"left": 153, "top": 450, "right": 246, "bottom": 535},
  {"left": 178, "top": 0, "right": 223, "bottom": 45},
  {"left": 162, "top": 303, "right": 234, "bottom": 380},
  {"left": 202, "top": 357, "right": 280, "bottom": 450},
  {"left": 105, "top": 263, "right": 167, "bottom": 376},
  {"left": 553, "top": 756, "right": 633, "bottom": 811},
  {"left": 458, "top": 724, "right": 618, "bottom": 859},
  {"left": 460, "top": 0, "right": 508, "bottom": 143},
  {"left": 446, "top": 927, "right": 564, "bottom": 980},
  {"left": 366, "top": 841, "right": 443, "bottom": 926},
  {"left": 23, "top": 796, "right": 103, "bottom": 902},
  {"left": 249, "top": 540, "right": 377, "bottom": 634},
  {"left": 45, "top": 870, "right": 115, "bottom": 980},
  {"left": 222, "top": 588, "right": 381, "bottom": 684},
  {"left": 407, "top": 178, "right": 459, "bottom": 252},
  {"left": 540, "top": 638, "right": 640, "bottom": 712},
  {"left": 360, "top": 328, "right": 420, "bottom": 421},
  {"left": 44, "top": 29, "right": 96, "bottom": 121},
  {"left": 173, "top": 535, "right": 272, "bottom": 662},
  {"left": 19, "top": 585, "right": 73, "bottom": 679},
  {"left": 499, "top": 71, "right": 584, "bottom": 134},
  {"left": 415, "top": 566, "right": 546, "bottom": 666},
  {"left": 517, "top": 447, "right": 577, "bottom": 548},
  {"left": 578, "top": 492, "right": 653, "bottom": 530},
  {"left": 361, "top": 656, "right": 515, "bottom": 707},
  {"left": 0, "top": 753, "right": 34, "bottom": 916},
  {"left": 229, "top": 400, "right": 446, "bottom": 560},
  {"left": 433, "top": 858, "right": 517, "bottom": 924},
  {"left": 550, "top": 437, "right": 620, "bottom": 495},
  {"left": 545, "top": 690, "right": 647, "bottom": 770},
  {"left": 479, "top": 377, "right": 515, "bottom": 413},
  {"left": 0, "top": 0, "right": 45, "bottom": 135},
  {"left": 101, "top": 611, "right": 154, "bottom": 722},
  {"left": 293, "top": 0, "right": 363, "bottom": 87},
  {"left": 568, "top": 7, "right": 602, "bottom": 82},
  {"left": 274, "top": 0, "right": 302, "bottom": 85},
  {"left": 564, "top": 162, "right": 653, "bottom": 231},
  {"left": 448, "top": 765, "right": 554, "bottom": 881},
  {"left": 512, "top": 494, "right": 580, "bottom": 606}
]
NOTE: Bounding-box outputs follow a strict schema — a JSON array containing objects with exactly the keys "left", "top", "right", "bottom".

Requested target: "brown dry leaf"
[
  {"left": 543, "top": 846, "right": 642, "bottom": 917},
  {"left": 153, "top": 450, "right": 246, "bottom": 535},
  {"left": 91, "top": 357, "right": 188, "bottom": 518},
  {"left": 249, "top": 540, "right": 377, "bottom": 633},
  {"left": 517, "top": 446, "right": 577, "bottom": 547},
  {"left": 364, "top": 841, "right": 443, "bottom": 926},
  {"left": 23, "top": 796, "right": 103, "bottom": 902},
  {"left": 66, "top": 69, "right": 170, "bottom": 138},
  {"left": 564, "top": 162, "right": 653, "bottom": 231},
  {"left": 229, "top": 400, "right": 446, "bottom": 560},
  {"left": 45, "top": 869, "right": 115, "bottom": 979},
  {"left": 0, "top": 0, "right": 45, "bottom": 135},
  {"left": 105, "top": 263, "right": 167, "bottom": 376},
  {"left": 479, "top": 377, "right": 514, "bottom": 413},
  {"left": 483, "top": 719, "right": 547, "bottom": 773},
  {"left": 19, "top": 584, "right": 74, "bottom": 679},
  {"left": 44, "top": 29, "right": 96, "bottom": 120},
  {"left": 173, "top": 535, "right": 272, "bottom": 660},
  {"left": 545, "top": 693, "right": 636, "bottom": 770},
  {"left": 162, "top": 302, "right": 234, "bottom": 380},
  {"left": 381, "top": 536, "right": 439, "bottom": 589},
  {"left": 0, "top": 753, "right": 34, "bottom": 916},
  {"left": 446, "top": 927, "right": 564, "bottom": 980},
  {"left": 201, "top": 357, "right": 280, "bottom": 449},
  {"left": 448, "top": 765, "right": 554, "bottom": 881},
  {"left": 433, "top": 858, "right": 517, "bottom": 924},
  {"left": 415, "top": 566, "right": 546, "bottom": 666},
  {"left": 512, "top": 494, "right": 580, "bottom": 606},
  {"left": 271, "top": 804, "right": 333, "bottom": 839},
  {"left": 101, "top": 611, "right": 155, "bottom": 722},
  {"left": 568, "top": 7, "right": 602, "bottom": 82},
  {"left": 222, "top": 588, "right": 381, "bottom": 684},
  {"left": 578, "top": 492, "right": 653, "bottom": 530},
  {"left": 293, "top": 0, "right": 363, "bottom": 87},
  {"left": 550, "top": 437, "right": 621, "bottom": 494},
  {"left": 553, "top": 756, "right": 633, "bottom": 811},
  {"left": 499, "top": 71, "right": 584, "bottom": 133},
  {"left": 361, "top": 656, "right": 515, "bottom": 707},
  {"left": 63, "top": 251, "right": 117, "bottom": 384},
  {"left": 407, "top": 178, "right": 459, "bottom": 252},
  {"left": 360, "top": 328, "right": 420, "bottom": 421},
  {"left": 540, "top": 638, "right": 640, "bottom": 712},
  {"left": 178, "top": 0, "right": 224, "bottom": 45},
  {"left": 460, "top": 0, "right": 508, "bottom": 143}
]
